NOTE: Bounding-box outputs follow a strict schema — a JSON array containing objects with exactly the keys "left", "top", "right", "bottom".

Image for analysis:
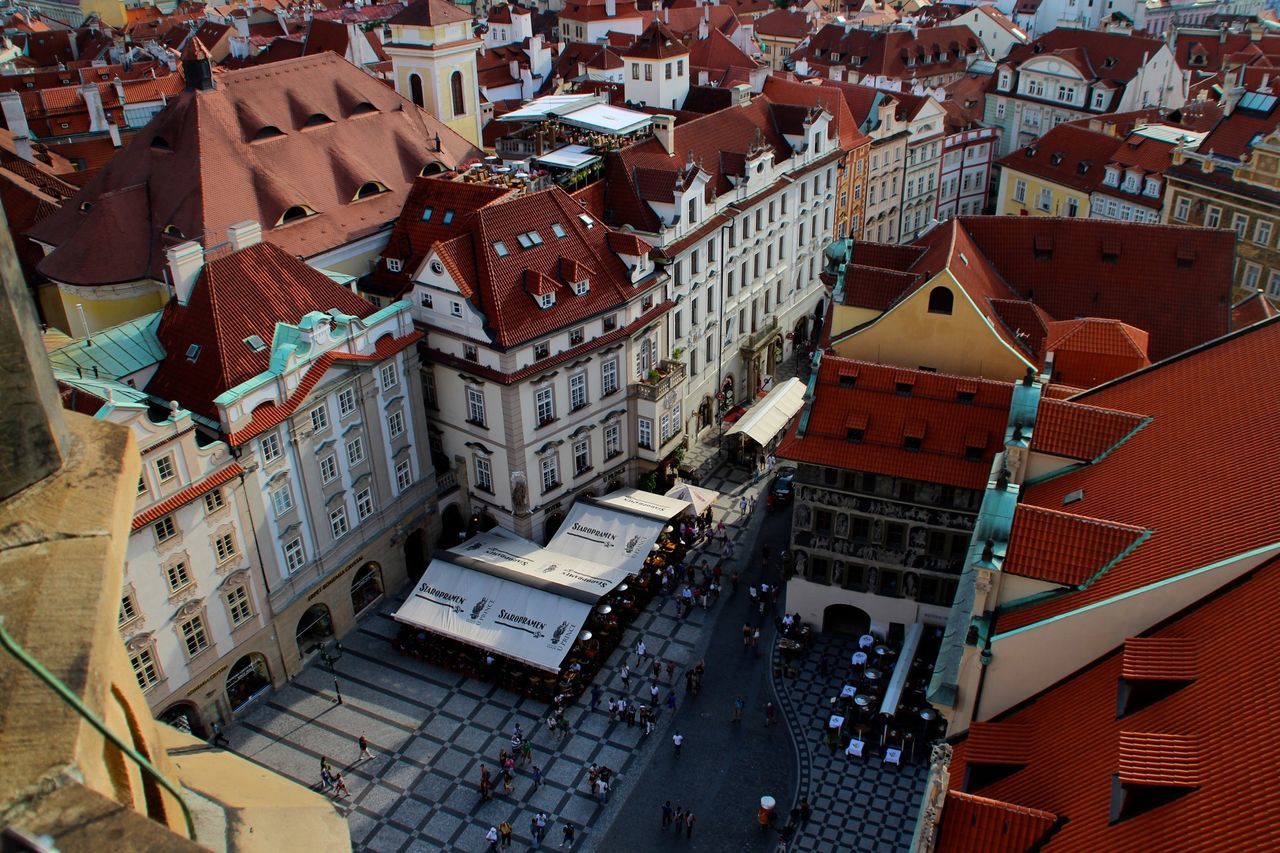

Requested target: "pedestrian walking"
[
  {"left": 210, "top": 721, "right": 230, "bottom": 748},
  {"left": 642, "top": 705, "right": 654, "bottom": 736},
  {"left": 502, "top": 765, "right": 514, "bottom": 795},
  {"left": 358, "top": 733, "right": 373, "bottom": 760},
  {"left": 672, "top": 731, "right": 684, "bottom": 756},
  {"left": 480, "top": 765, "right": 492, "bottom": 801},
  {"left": 650, "top": 682, "right": 660, "bottom": 704},
  {"left": 662, "top": 800, "right": 673, "bottom": 830},
  {"left": 620, "top": 663, "right": 630, "bottom": 688},
  {"left": 499, "top": 821, "right": 513, "bottom": 849},
  {"left": 739, "top": 495, "right": 748, "bottom": 515},
  {"left": 521, "top": 737, "right": 534, "bottom": 765},
  {"left": 675, "top": 805, "right": 685, "bottom": 829},
  {"left": 731, "top": 570, "right": 740, "bottom": 593},
  {"left": 732, "top": 696, "right": 744, "bottom": 722},
  {"left": 607, "top": 697, "right": 617, "bottom": 721},
  {"left": 320, "top": 766, "right": 333, "bottom": 792},
  {"left": 332, "top": 771, "right": 349, "bottom": 799},
  {"left": 591, "top": 683, "right": 602, "bottom": 710},
  {"left": 561, "top": 824, "right": 575, "bottom": 848},
  {"left": 752, "top": 627, "right": 761, "bottom": 649},
  {"left": 536, "top": 812, "right": 548, "bottom": 842},
  {"left": 765, "top": 702, "right": 777, "bottom": 727},
  {"left": 665, "top": 659, "right": 675, "bottom": 682},
  {"left": 594, "top": 776, "right": 609, "bottom": 803},
  {"left": 636, "top": 639, "right": 647, "bottom": 661},
  {"left": 531, "top": 764, "right": 543, "bottom": 790},
  {"left": 651, "top": 659, "right": 662, "bottom": 681},
  {"left": 486, "top": 826, "right": 499, "bottom": 852},
  {"left": 666, "top": 690, "right": 677, "bottom": 711},
  {"left": 530, "top": 816, "right": 542, "bottom": 851},
  {"left": 685, "top": 811, "right": 696, "bottom": 838},
  {"left": 749, "top": 494, "right": 757, "bottom": 512}
]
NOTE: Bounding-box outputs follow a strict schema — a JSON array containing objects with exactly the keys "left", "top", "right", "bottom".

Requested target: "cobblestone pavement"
[
  {"left": 774, "top": 632, "right": 929, "bottom": 852},
  {"left": 224, "top": 468, "right": 767, "bottom": 852}
]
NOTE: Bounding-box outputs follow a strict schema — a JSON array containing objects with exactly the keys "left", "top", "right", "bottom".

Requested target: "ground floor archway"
[
  {"left": 158, "top": 701, "right": 206, "bottom": 738},
  {"left": 823, "top": 603, "right": 871, "bottom": 637},
  {"left": 295, "top": 604, "right": 334, "bottom": 658},
  {"left": 403, "top": 529, "right": 426, "bottom": 574},
  {"left": 440, "top": 503, "right": 465, "bottom": 548},
  {"left": 226, "top": 653, "right": 272, "bottom": 711},
  {"left": 351, "top": 562, "right": 384, "bottom": 615}
]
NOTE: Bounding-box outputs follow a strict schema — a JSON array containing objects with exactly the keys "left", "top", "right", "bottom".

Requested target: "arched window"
[
  {"left": 450, "top": 70, "right": 465, "bottom": 117},
  {"left": 409, "top": 73, "right": 424, "bottom": 108},
  {"left": 277, "top": 205, "right": 312, "bottom": 226},
  {"left": 353, "top": 181, "right": 385, "bottom": 201},
  {"left": 927, "top": 286, "right": 953, "bottom": 315}
]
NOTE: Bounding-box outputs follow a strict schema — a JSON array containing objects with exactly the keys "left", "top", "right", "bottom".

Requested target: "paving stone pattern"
[{"left": 774, "top": 632, "right": 929, "bottom": 853}]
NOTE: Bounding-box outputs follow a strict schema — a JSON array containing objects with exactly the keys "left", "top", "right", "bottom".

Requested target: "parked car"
[{"left": 768, "top": 469, "right": 796, "bottom": 509}]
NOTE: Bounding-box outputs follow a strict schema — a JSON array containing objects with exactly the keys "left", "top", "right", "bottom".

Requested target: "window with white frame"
[
  {"left": 388, "top": 410, "right": 405, "bottom": 438},
  {"left": 638, "top": 417, "right": 653, "bottom": 449},
  {"left": 330, "top": 506, "right": 350, "bottom": 539},
  {"left": 271, "top": 485, "right": 294, "bottom": 516},
  {"left": 466, "top": 386, "right": 486, "bottom": 425},
  {"left": 475, "top": 455, "right": 493, "bottom": 491},
  {"left": 284, "top": 538, "right": 305, "bottom": 572},
  {"left": 310, "top": 404, "right": 329, "bottom": 432},
  {"left": 204, "top": 488, "right": 225, "bottom": 514},
  {"left": 540, "top": 455, "right": 559, "bottom": 491},
  {"left": 995, "top": 100, "right": 1006, "bottom": 119},
  {"left": 573, "top": 439, "right": 590, "bottom": 475},
  {"left": 1205, "top": 206, "right": 1221, "bottom": 228},
  {"left": 396, "top": 458, "right": 413, "bottom": 492},
  {"left": 225, "top": 585, "right": 253, "bottom": 626},
  {"left": 570, "top": 373, "right": 587, "bottom": 410},
  {"left": 1256, "top": 220, "right": 1273, "bottom": 246},
  {"left": 535, "top": 386, "right": 555, "bottom": 425},
  {"left": 320, "top": 454, "right": 338, "bottom": 483},
  {"left": 1014, "top": 179, "right": 1027, "bottom": 203},
  {"left": 165, "top": 559, "right": 190, "bottom": 592},
  {"left": 1243, "top": 261, "right": 1262, "bottom": 291},
  {"left": 660, "top": 413, "right": 672, "bottom": 442},
  {"left": 356, "top": 488, "right": 374, "bottom": 521},
  {"left": 450, "top": 301, "right": 463, "bottom": 317},
  {"left": 338, "top": 387, "right": 357, "bottom": 417},
  {"left": 260, "top": 433, "right": 282, "bottom": 463},
  {"left": 130, "top": 646, "right": 160, "bottom": 690},
  {"left": 154, "top": 516, "right": 177, "bottom": 543},
  {"left": 1233, "top": 213, "right": 1249, "bottom": 238},
  {"left": 119, "top": 593, "right": 139, "bottom": 626},
  {"left": 1268, "top": 270, "right": 1280, "bottom": 297},
  {"left": 1036, "top": 187, "right": 1052, "bottom": 212},
  {"left": 214, "top": 532, "right": 237, "bottom": 563},
  {"left": 137, "top": 476, "right": 147, "bottom": 495},
  {"left": 347, "top": 436, "right": 365, "bottom": 466},
  {"left": 380, "top": 363, "right": 398, "bottom": 391},
  {"left": 1174, "top": 197, "right": 1190, "bottom": 221},
  {"left": 155, "top": 455, "right": 176, "bottom": 482},
  {"left": 605, "top": 422, "right": 621, "bottom": 458},
  {"left": 179, "top": 613, "right": 209, "bottom": 658}
]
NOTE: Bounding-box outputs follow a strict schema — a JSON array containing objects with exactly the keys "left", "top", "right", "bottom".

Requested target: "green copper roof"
[{"left": 48, "top": 312, "right": 164, "bottom": 380}]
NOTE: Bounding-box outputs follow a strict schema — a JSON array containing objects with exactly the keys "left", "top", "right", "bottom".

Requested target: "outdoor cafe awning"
[
  {"left": 447, "top": 529, "right": 630, "bottom": 603},
  {"left": 590, "top": 487, "right": 693, "bottom": 521},
  {"left": 664, "top": 483, "right": 720, "bottom": 515},
  {"left": 393, "top": 558, "right": 590, "bottom": 673},
  {"left": 724, "top": 377, "right": 807, "bottom": 447},
  {"left": 545, "top": 491, "right": 690, "bottom": 576}
]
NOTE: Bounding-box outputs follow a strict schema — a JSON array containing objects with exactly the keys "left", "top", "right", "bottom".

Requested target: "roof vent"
[
  {"left": 185, "top": 343, "right": 201, "bottom": 362},
  {"left": 1063, "top": 489, "right": 1084, "bottom": 506},
  {"left": 244, "top": 334, "right": 268, "bottom": 353}
]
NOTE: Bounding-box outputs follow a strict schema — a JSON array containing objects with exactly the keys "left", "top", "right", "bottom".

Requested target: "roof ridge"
[{"left": 1015, "top": 503, "right": 1149, "bottom": 535}]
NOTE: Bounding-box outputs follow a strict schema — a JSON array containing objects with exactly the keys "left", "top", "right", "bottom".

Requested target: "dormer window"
[
  {"left": 537, "top": 293, "right": 555, "bottom": 309},
  {"left": 573, "top": 280, "right": 589, "bottom": 296},
  {"left": 277, "top": 204, "right": 315, "bottom": 226},
  {"left": 387, "top": 258, "right": 403, "bottom": 273},
  {"left": 163, "top": 224, "right": 184, "bottom": 238},
  {"left": 1144, "top": 177, "right": 1161, "bottom": 198},
  {"left": 998, "top": 70, "right": 1011, "bottom": 90},
  {"left": 1104, "top": 167, "right": 1120, "bottom": 186},
  {"left": 252, "top": 125, "right": 286, "bottom": 141},
  {"left": 303, "top": 112, "right": 333, "bottom": 128},
  {"left": 1123, "top": 173, "right": 1140, "bottom": 193},
  {"left": 244, "top": 335, "right": 267, "bottom": 353},
  {"left": 353, "top": 181, "right": 386, "bottom": 201}
]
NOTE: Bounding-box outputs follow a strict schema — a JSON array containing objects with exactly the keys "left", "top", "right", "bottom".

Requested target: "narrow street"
[{"left": 592, "top": 505, "right": 795, "bottom": 852}]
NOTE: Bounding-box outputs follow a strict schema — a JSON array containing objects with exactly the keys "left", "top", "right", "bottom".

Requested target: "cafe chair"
[
  {"left": 846, "top": 739, "right": 865, "bottom": 759},
  {"left": 884, "top": 748, "right": 902, "bottom": 767}
]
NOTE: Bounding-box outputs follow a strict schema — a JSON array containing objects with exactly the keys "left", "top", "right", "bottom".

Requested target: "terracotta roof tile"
[
  {"left": 935, "top": 791, "right": 1058, "bottom": 853},
  {"left": 754, "top": 9, "right": 811, "bottom": 40},
  {"left": 622, "top": 21, "right": 690, "bottom": 59},
  {"left": 1004, "top": 505, "right": 1149, "bottom": 587},
  {"left": 1121, "top": 637, "right": 1196, "bottom": 681},
  {"left": 794, "top": 23, "right": 982, "bottom": 82},
  {"left": 1031, "top": 397, "right": 1148, "bottom": 461},
  {"left": 1231, "top": 291, "right": 1277, "bottom": 328},
  {"left": 965, "top": 721, "right": 1032, "bottom": 765},
  {"left": 776, "top": 357, "right": 1012, "bottom": 490},
  {"left": 1044, "top": 317, "right": 1152, "bottom": 386},
  {"left": 998, "top": 316, "right": 1280, "bottom": 632},
  {"left": 1118, "top": 732, "right": 1203, "bottom": 787},
  {"left": 388, "top": 0, "right": 473, "bottom": 26},
  {"left": 132, "top": 463, "right": 244, "bottom": 529}
]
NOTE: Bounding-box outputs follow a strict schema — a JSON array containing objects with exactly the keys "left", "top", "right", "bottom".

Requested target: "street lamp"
[{"left": 309, "top": 641, "right": 345, "bottom": 705}]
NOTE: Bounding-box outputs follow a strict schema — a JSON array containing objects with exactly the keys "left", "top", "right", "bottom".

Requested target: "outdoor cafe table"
[
  {"left": 854, "top": 694, "right": 873, "bottom": 708},
  {"left": 851, "top": 651, "right": 868, "bottom": 666},
  {"left": 840, "top": 684, "right": 857, "bottom": 699},
  {"left": 828, "top": 715, "right": 845, "bottom": 730},
  {"left": 920, "top": 708, "right": 938, "bottom": 722},
  {"left": 858, "top": 634, "right": 875, "bottom": 650},
  {"left": 865, "top": 668, "right": 883, "bottom": 682}
]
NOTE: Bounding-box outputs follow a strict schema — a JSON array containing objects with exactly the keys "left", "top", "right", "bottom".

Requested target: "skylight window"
[
  {"left": 244, "top": 335, "right": 268, "bottom": 353},
  {"left": 186, "top": 344, "right": 201, "bottom": 362},
  {"left": 421, "top": 207, "right": 433, "bottom": 222},
  {"left": 517, "top": 233, "right": 534, "bottom": 249},
  {"left": 552, "top": 223, "right": 567, "bottom": 238},
  {"left": 494, "top": 241, "right": 509, "bottom": 257},
  {"left": 579, "top": 214, "right": 595, "bottom": 228},
  {"left": 443, "top": 210, "right": 454, "bottom": 224},
  {"left": 528, "top": 230, "right": 543, "bottom": 245}
]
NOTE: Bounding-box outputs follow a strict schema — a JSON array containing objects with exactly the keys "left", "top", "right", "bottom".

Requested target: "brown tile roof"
[
  {"left": 1004, "top": 504, "right": 1149, "bottom": 587},
  {"left": 997, "top": 123, "right": 1128, "bottom": 194},
  {"left": 30, "top": 53, "right": 480, "bottom": 287},
  {"left": 793, "top": 24, "right": 982, "bottom": 82},
  {"left": 132, "top": 463, "right": 244, "bottom": 529},
  {"left": 623, "top": 21, "right": 690, "bottom": 59},
  {"left": 1231, "top": 291, "right": 1277, "bottom": 328},
  {"left": 147, "top": 240, "right": 379, "bottom": 421},
  {"left": 935, "top": 791, "right": 1058, "bottom": 853},
  {"left": 753, "top": 8, "right": 811, "bottom": 40},
  {"left": 389, "top": 0, "right": 473, "bottom": 26},
  {"left": 997, "top": 315, "right": 1280, "bottom": 632},
  {"left": 688, "top": 26, "right": 760, "bottom": 81},
  {"left": 776, "top": 356, "right": 1013, "bottom": 490},
  {"left": 996, "top": 29, "right": 1169, "bottom": 102},
  {"left": 1030, "top": 397, "right": 1148, "bottom": 462}
]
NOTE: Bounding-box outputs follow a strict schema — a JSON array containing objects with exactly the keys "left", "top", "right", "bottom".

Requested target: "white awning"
[
  {"left": 724, "top": 377, "right": 807, "bottom": 446},
  {"left": 448, "top": 529, "right": 629, "bottom": 603},
  {"left": 664, "top": 483, "right": 720, "bottom": 515},
  {"left": 545, "top": 499, "right": 670, "bottom": 575},
  {"left": 590, "top": 487, "right": 693, "bottom": 520},
  {"left": 394, "top": 558, "right": 590, "bottom": 673}
]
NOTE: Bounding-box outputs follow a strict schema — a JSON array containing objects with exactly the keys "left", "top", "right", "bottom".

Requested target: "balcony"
[
  {"left": 740, "top": 316, "right": 780, "bottom": 354},
  {"left": 631, "top": 359, "right": 687, "bottom": 402}
]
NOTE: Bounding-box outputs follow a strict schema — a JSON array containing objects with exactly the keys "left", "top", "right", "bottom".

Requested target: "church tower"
[{"left": 385, "top": 0, "right": 483, "bottom": 147}]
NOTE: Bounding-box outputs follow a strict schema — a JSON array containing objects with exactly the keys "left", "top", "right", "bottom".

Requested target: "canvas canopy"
[
  {"left": 724, "top": 377, "right": 807, "bottom": 446},
  {"left": 394, "top": 558, "right": 590, "bottom": 673},
  {"left": 447, "top": 529, "right": 630, "bottom": 603},
  {"left": 545, "top": 497, "right": 677, "bottom": 576},
  {"left": 590, "top": 487, "right": 693, "bottom": 521},
  {"left": 664, "top": 483, "right": 720, "bottom": 515}
]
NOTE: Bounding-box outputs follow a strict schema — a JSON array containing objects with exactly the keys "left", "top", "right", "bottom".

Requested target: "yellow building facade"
[
  {"left": 994, "top": 164, "right": 1090, "bottom": 218},
  {"left": 385, "top": 5, "right": 484, "bottom": 148}
]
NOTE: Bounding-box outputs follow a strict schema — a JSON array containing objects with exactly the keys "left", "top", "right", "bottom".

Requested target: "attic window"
[
  {"left": 552, "top": 222, "right": 567, "bottom": 238},
  {"left": 185, "top": 344, "right": 201, "bottom": 362},
  {"left": 494, "top": 241, "right": 509, "bottom": 257},
  {"left": 163, "top": 224, "right": 184, "bottom": 238},
  {"left": 1077, "top": 160, "right": 1092, "bottom": 175},
  {"left": 421, "top": 207, "right": 433, "bottom": 222},
  {"left": 1033, "top": 234, "right": 1054, "bottom": 260},
  {"left": 79, "top": 201, "right": 92, "bottom": 212},
  {"left": 252, "top": 125, "right": 286, "bottom": 141},
  {"left": 353, "top": 181, "right": 387, "bottom": 201},
  {"left": 352, "top": 101, "right": 378, "bottom": 116},
  {"left": 277, "top": 205, "right": 314, "bottom": 226},
  {"left": 579, "top": 214, "right": 595, "bottom": 228},
  {"left": 964, "top": 444, "right": 984, "bottom": 462},
  {"left": 904, "top": 435, "right": 922, "bottom": 451},
  {"left": 537, "top": 293, "right": 555, "bottom": 309},
  {"left": 838, "top": 373, "right": 857, "bottom": 388},
  {"left": 1063, "top": 489, "right": 1084, "bottom": 506},
  {"left": 244, "top": 335, "right": 268, "bottom": 353},
  {"left": 1102, "top": 239, "right": 1121, "bottom": 263},
  {"left": 443, "top": 211, "right": 455, "bottom": 224},
  {"left": 150, "top": 136, "right": 171, "bottom": 151},
  {"left": 895, "top": 381, "right": 913, "bottom": 396},
  {"left": 303, "top": 112, "right": 333, "bottom": 128},
  {"left": 1103, "top": 57, "right": 1118, "bottom": 68},
  {"left": 516, "top": 230, "right": 544, "bottom": 249},
  {"left": 1049, "top": 152, "right": 1063, "bottom": 166},
  {"left": 846, "top": 427, "right": 865, "bottom": 443},
  {"left": 420, "top": 162, "right": 445, "bottom": 177},
  {"left": 573, "top": 280, "right": 590, "bottom": 296}
]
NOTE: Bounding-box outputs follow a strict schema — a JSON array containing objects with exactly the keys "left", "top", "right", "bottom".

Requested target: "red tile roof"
[
  {"left": 997, "top": 123, "right": 1127, "bottom": 193},
  {"left": 29, "top": 53, "right": 480, "bottom": 287},
  {"left": 935, "top": 791, "right": 1058, "bottom": 853},
  {"left": 132, "top": 463, "right": 244, "bottom": 530},
  {"left": 1231, "top": 291, "right": 1277, "bottom": 328},
  {"left": 1120, "top": 636, "right": 1196, "bottom": 681},
  {"left": 948, "top": 550, "right": 1280, "bottom": 852},
  {"left": 761, "top": 75, "right": 870, "bottom": 154},
  {"left": 754, "top": 8, "right": 811, "bottom": 40},
  {"left": 1044, "top": 317, "right": 1151, "bottom": 387},
  {"left": 998, "top": 29, "right": 1168, "bottom": 100},
  {"left": 997, "top": 316, "right": 1280, "bottom": 632},
  {"left": 622, "top": 21, "right": 690, "bottom": 59},
  {"left": 1030, "top": 397, "right": 1147, "bottom": 462},
  {"left": 147, "top": 240, "right": 378, "bottom": 421},
  {"left": 688, "top": 26, "right": 761, "bottom": 81},
  {"left": 794, "top": 24, "right": 982, "bottom": 82},
  {"left": 388, "top": 0, "right": 473, "bottom": 26},
  {"left": 426, "top": 185, "right": 657, "bottom": 348},
  {"left": 776, "top": 356, "right": 1013, "bottom": 490},
  {"left": 1003, "top": 505, "right": 1149, "bottom": 587},
  {"left": 560, "top": 0, "right": 641, "bottom": 24}
]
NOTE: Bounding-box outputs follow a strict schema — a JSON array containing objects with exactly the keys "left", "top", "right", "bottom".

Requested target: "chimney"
[
  {"left": 651, "top": 114, "right": 676, "bottom": 156},
  {"left": 732, "top": 82, "right": 751, "bottom": 107},
  {"left": 79, "top": 83, "right": 108, "bottom": 133},
  {"left": 112, "top": 75, "right": 124, "bottom": 104},
  {"left": 107, "top": 122, "right": 121, "bottom": 148},
  {"left": 233, "top": 13, "right": 250, "bottom": 40},
  {"left": 0, "top": 91, "right": 31, "bottom": 143},
  {"left": 698, "top": 15, "right": 708, "bottom": 41},
  {"left": 227, "top": 220, "right": 262, "bottom": 252},
  {"left": 605, "top": 0, "right": 616, "bottom": 15},
  {"left": 510, "top": 59, "right": 520, "bottom": 80},
  {"left": 166, "top": 241, "right": 205, "bottom": 307}
]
